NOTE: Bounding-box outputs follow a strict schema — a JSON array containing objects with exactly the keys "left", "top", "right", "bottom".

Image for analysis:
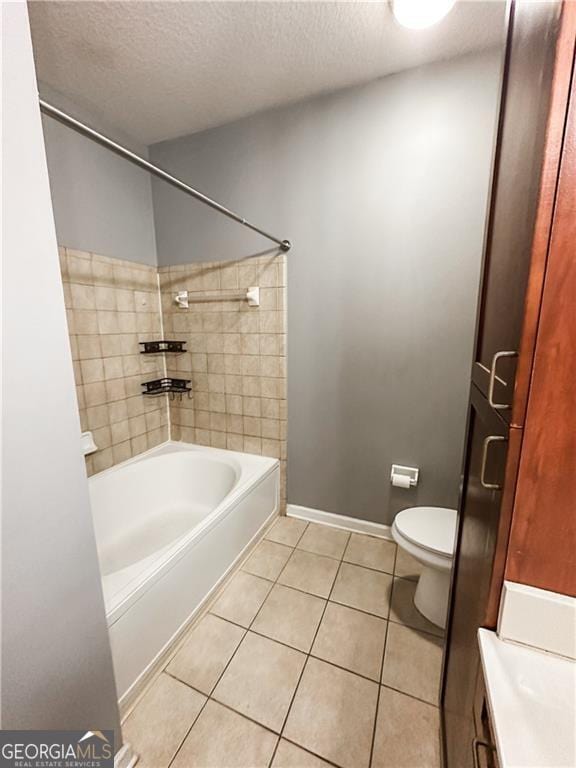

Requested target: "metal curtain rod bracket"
[{"left": 39, "top": 98, "right": 292, "bottom": 253}]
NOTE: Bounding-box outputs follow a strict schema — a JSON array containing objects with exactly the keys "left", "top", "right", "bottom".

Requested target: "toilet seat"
[{"left": 393, "top": 506, "right": 457, "bottom": 558}]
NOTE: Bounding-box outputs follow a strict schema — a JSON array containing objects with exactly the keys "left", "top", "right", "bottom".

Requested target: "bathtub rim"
[
  {"left": 89, "top": 438, "right": 268, "bottom": 487},
  {"left": 89, "top": 440, "right": 279, "bottom": 626}
]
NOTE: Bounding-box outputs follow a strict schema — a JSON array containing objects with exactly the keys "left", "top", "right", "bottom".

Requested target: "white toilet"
[{"left": 392, "top": 506, "right": 457, "bottom": 629}]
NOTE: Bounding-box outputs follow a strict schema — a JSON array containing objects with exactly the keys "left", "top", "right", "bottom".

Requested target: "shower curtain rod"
[{"left": 39, "top": 99, "right": 292, "bottom": 252}]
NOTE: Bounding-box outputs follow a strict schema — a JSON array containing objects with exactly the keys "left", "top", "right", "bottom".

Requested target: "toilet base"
[{"left": 414, "top": 565, "right": 451, "bottom": 629}]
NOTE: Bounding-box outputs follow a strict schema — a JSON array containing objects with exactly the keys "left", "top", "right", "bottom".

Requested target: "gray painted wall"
[
  {"left": 151, "top": 49, "right": 503, "bottom": 525},
  {"left": 40, "top": 83, "right": 158, "bottom": 265},
  {"left": 2, "top": 3, "right": 121, "bottom": 743}
]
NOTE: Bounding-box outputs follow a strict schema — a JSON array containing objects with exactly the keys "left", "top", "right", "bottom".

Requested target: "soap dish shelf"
[
  {"left": 139, "top": 340, "right": 187, "bottom": 354},
  {"left": 141, "top": 377, "right": 192, "bottom": 399}
]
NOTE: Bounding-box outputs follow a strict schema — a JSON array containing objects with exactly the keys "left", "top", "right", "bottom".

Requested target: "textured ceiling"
[{"left": 29, "top": 1, "right": 506, "bottom": 145}]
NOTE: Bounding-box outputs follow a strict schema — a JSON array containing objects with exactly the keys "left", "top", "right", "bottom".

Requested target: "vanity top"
[{"left": 478, "top": 629, "right": 576, "bottom": 768}]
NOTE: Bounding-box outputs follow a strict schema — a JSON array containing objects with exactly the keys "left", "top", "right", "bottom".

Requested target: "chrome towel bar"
[{"left": 175, "top": 287, "right": 260, "bottom": 308}]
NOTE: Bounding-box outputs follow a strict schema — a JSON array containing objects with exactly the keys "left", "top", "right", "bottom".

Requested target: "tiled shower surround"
[
  {"left": 61, "top": 248, "right": 168, "bottom": 476},
  {"left": 159, "top": 254, "right": 287, "bottom": 506},
  {"left": 60, "top": 248, "right": 287, "bottom": 503}
]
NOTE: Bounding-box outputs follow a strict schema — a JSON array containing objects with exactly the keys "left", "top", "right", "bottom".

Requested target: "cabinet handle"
[
  {"left": 472, "top": 737, "right": 497, "bottom": 768},
  {"left": 480, "top": 436, "right": 507, "bottom": 490},
  {"left": 488, "top": 351, "right": 518, "bottom": 410}
]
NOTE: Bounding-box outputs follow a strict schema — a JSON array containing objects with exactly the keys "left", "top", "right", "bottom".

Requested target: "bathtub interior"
[{"left": 89, "top": 442, "right": 277, "bottom": 618}]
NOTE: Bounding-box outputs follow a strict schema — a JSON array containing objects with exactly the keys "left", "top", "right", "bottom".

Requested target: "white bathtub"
[{"left": 89, "top": 441, "right": 279, "bottom": 706}]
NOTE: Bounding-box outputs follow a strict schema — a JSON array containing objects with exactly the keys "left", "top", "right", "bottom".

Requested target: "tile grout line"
[
  {"left": 166, "top": 520, "right": 312, "bottom": 767},
  {"left": 238, "top": 570, "right": 395, "bottom": 623},
  {"left": 266, "top": 531, "right": 350, "bottom": 768},
  {"left": 158, "top": 526, "right": 307, "bottom": 768},
  {"left": 165, "top": 616, "right": 251, "bottom": 768},
  {"left": 162, "top": 520, "right": 298, "bottom": 767},
  {"left": 249, "top": 521, "right": 318, "bottom": 767},
  {"left": 172, "top": 614, "right": 437, "bottom": 700},
  {"left": 212, "top": 545, "right": 442, "bottom": 706},
  {"left": 129, "top": 513, "right": 280, "bottom": 718},
  {"left": 240, "top": 543, "right": 445, "bottom": 639},
  {"left": 279, "top": 737, "right": 343, "bottom": 768},
  {"left": 245, "top": 520, "right": 311, "bottom": 631},
  {"left": 379, "top": 681, "right": 441, "bottom": 710},
  {"left": 155, "top": 269, "right": 171, "bottom": 442},
  {"left": 368, "top": 543, "right": 398, "bottom": 768},
  {"left": 184, "top": 525, "right": 310, "bottom": 763},
  {"left": 207, "top": 525, "right": 409, "bottom": 767},
  {"left": 163, "top": 681, "right": 211, "bottom": 768},
  {"left": 381, "top": 544, "right": 399, "bottom": 685},
  {"left": 368, "top": 622, "right": 390, "bottom": 768},
  {"left": 167, "top": 684, "right": 345, "bottom": 768},
  {"left": 135, "top": 520, "right": 441, "bottom": 767},
  {"left": 202, "top": 614, "right": 384, "bottom": 687},
  {"left": 293, "top": 541, "right": 398, "bottom": 573}
]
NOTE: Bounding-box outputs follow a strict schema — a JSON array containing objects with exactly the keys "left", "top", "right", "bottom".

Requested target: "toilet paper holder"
[{"left": 390, "top": 464, "right": 419, "bottom": 488}]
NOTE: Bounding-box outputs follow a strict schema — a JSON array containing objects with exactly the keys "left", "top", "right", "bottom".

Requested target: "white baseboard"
[
  {"left": 498, "top": 581, "right": 576, "bottom": 660},
  {"left": 287, "top": 504, "right": 392, "bottom": 540},
  {"left": 115, "top": 743, "right": 138, "bottom": 768}
]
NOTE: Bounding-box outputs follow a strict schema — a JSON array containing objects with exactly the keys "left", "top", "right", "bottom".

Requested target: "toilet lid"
[{"left": 394, "top": 507, "right": 457, "bottom": 557}]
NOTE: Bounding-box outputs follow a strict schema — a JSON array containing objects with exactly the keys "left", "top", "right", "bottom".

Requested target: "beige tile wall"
[
  {"left": 158, "top": 254, "right": 287, "bottom": 507},
  {"left": 60, "top": 248, "right": 287, "bottom": 502},
  {"left": 60, "top": 248, "right": 169, "bottom": 476}
]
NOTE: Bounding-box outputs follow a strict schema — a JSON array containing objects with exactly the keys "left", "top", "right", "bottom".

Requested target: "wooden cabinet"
[
  {"left": 442, "top": 2, "right": 576, "bottom": 766},
  {"left": 506, "top": 71, "right": 576, "bottom": 596},
  {"left": 442, "top": 387, "right": 510, "bottom": 768},
  {"left": 471, "top": 0, "right": 564, "bottom": 423}
]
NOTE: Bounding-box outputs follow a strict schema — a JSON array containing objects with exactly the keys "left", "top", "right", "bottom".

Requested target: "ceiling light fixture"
[{"left": 391, "top": 0, "right": 456, "bottom": 29}]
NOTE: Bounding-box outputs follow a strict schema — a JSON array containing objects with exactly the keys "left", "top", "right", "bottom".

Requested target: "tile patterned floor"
[{"left": 123, "top": 518, "right": 444, "bottom": 768}]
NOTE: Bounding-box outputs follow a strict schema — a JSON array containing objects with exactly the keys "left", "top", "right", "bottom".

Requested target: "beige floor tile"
[
  {"left": 272, "top": 739, "right": 334, "bottom": 767},
  {"left": 242, "top": 539, "right": 293, "bottom": 581},
  {"left": 381, "top": 623, "right": 444, "bottom": 705},
  {"left": 394, "top": 547, "right": 423, "bottom": 581},
  {"left": 372, "top": 687, "right": 441, "bottom": 768},
  {"left": 123, "top": 673, "right": 206, "bottom": 768},
  {"left": 389, "top": 577, "right": 444, "bottom": 638},
  {"left": 284, "top": 658, "right": 378, "bottom": 768},
  {"left": 265, "top": 516, "right": 308, "bottom": 547},
  {"left": 211, "top": 570, "right": 273, "bottom": 627},
  {"left": 166, "top": 614, "right": 244, "bottom": 694},
  {"left": 171, "top": 699, "right": 277, "bottom": 768},
  {"left": 343, "top": 533, "right": 396, "bottom": 574},
  {"left": 297, "top": 523, "right": 350, "bottom": 559},
  {"left": 252, "top": 584, "right": 326, "bottom": 651},
  {"left": 213, "top": 631, "right": 306, "bottom": 732},
  {"left": 277, "top": 549, "right": 340, "bottom": 598},
  {"left": 311, "top": 602, "right": 387, "bottom": 680},
  {"left": 330, "top": 562, "right": 392, "bottom": 618}
]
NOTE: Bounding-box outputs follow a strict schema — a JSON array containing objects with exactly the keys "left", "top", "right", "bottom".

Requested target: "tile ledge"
[{"left": 498, "top": 581, "right": 576, "bottom": 660}]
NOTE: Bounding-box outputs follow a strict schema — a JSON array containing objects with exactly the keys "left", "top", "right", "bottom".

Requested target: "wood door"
[
  {"left": 506, "top": 63, "right": 576, "bottom": 596},
  {"left": 472, "top": 0, "right": 564, "bottom": 421},
  {"left": 441, "top": 386, "right": 509, "bottom": 768}
]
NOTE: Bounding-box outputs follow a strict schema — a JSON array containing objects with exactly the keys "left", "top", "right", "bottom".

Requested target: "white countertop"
[{"left": 478, "top": 629, "right": 576, "bottom": 768}]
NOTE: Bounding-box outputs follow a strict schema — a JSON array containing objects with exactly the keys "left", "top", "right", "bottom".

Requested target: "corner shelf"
[
  {"left": 139, "top": 340, "right": 186, "bottom": 354},
  {"left": 141, "top": 378, "right": 192, "bottom": 398}
]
